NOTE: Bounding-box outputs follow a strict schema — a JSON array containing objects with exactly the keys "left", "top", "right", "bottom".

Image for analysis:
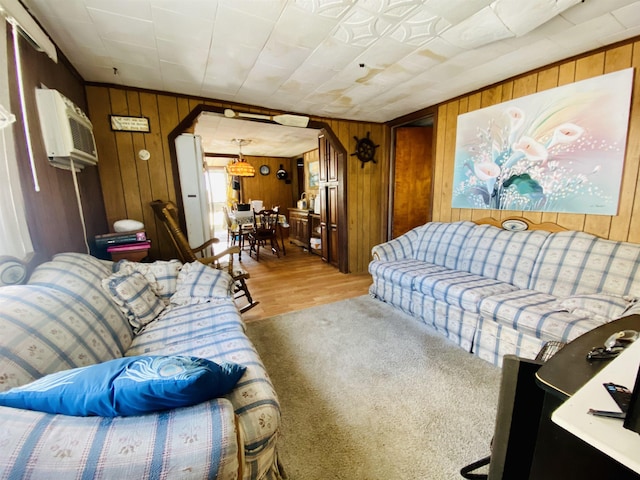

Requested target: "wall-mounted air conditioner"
[{"left": 35, "top": 88, "right": 98, "bottom": 169}]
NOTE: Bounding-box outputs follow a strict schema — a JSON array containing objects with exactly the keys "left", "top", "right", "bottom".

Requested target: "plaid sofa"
[
  {"left": 369, "top": 221, "right": 640, "bottom": 366},
  {"left": 0, "top": 253, "right": 283, "bottom": 480}
]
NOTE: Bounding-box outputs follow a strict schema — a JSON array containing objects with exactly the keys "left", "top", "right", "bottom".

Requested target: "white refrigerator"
[{"left": 174, "top": 133, "right": 213, "bottom": 252}]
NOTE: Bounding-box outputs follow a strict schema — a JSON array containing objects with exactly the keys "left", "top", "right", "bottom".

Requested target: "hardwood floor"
[{"left": 228, "top": 238, "right": 373, "bottom": 323}]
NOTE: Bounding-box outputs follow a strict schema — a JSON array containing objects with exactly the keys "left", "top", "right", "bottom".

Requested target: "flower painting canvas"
[{"left": 452, "top": 68, "right": 634, "bottom": 214}]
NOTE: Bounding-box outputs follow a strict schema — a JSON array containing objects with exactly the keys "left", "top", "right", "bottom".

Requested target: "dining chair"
[
  {"left": 223, "top": 206, "right": 252, "bottom": 259},
  {"left": 248, "top": 209, "right": 281, "bottom": 261},
  {"left": 150, "top": 200, "right": 258, "bottom": 313}
]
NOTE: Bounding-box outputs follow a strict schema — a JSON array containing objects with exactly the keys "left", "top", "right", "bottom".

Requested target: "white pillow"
[
  {"left": 170, "top": 261, "right": 233, "bottom": 306},
  {"left": 115, "top": 259, "right": 182, "bottom": 304},
  {"left": 102, "top": 271, "right": 166, "bottom": 333},
  {"left": 554, "top": 293, "right": 635, "bottom": 323}
]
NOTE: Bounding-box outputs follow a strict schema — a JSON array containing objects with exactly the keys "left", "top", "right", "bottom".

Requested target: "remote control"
[{"left": 603, "top": 383, "right": 632, "bottom": 413}]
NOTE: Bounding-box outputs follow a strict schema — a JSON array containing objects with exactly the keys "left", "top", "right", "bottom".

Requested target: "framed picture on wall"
[
  {"left": 451, "top": 68, "right": 634, "bottom": 215},
  {"left": 308, "top": 160, "right": 319, "bottom": 188}
]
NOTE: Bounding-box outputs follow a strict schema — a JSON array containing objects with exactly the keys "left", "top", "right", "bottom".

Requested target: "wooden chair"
[
  {"left": 223, "top": 206, "right": 252, "bottom": 260},
  {"left": 150, "top": 200, "right": 258, "bottom": 313},
  {"left": 248, "top": 209, "right": 280, "bottom": 261},
  {"left": 248, "top": 209, "right": 281, "bottom": 261}
]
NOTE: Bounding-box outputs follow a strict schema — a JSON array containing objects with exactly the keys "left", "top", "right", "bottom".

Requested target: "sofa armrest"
[
  {"left": 371, "top": 228, "right": 420, "bottom": 261},
  {"left": 0, "top": 398, "right": 240, "bottom": 479}
]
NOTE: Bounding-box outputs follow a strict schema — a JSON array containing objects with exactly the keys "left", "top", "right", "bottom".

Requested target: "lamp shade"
[{"left": 227, "top": 160, "right": 255, "bottom": 177}]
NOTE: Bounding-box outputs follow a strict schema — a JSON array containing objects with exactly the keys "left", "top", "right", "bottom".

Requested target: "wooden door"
[
  {"left": 318, "top": 130, "right": 347, "bottom": 271},
  {"left": 392, "top": 126, "right": 433, "bottom": 238}
]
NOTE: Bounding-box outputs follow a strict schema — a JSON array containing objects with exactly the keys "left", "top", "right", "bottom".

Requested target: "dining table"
[{"left": 229, "top": 210, "right": 288, "bottom": 258}]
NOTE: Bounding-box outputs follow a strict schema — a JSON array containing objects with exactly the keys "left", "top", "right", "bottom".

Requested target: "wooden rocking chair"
[{"left": 150, "top": 200, "right": 258, "bottom": 313}]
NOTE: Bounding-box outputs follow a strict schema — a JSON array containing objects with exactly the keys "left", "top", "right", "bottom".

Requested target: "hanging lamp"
[{"left": 227, "top": 139, "right": 255, "bottom": 177}]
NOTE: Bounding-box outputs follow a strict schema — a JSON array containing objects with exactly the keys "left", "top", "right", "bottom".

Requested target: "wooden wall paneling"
[
  {"left": 441, "top": 101, "right": 459, "bottom": 223},
  {"left": 611, "top": 42, "right": 639, "bottom": 242},
  {"left": 126, "top": 90, "right": 155, "bottom": 235},
  {"left": 108, "top": 88, "right": 144, "bottom": 225},
  {"left": 139, "top": 91, "right": 170, "bottom": 252},
  {"left": 87, "top": 86, "right": 125, "bottom": 229},
  {"left": 153, "top": 94, "right": 183, "bottom": 259},
  {"left": 432, "top": 103, "right": 448, "bottom": 222},
  {"left": 354, "top": 122, "right": 369, "bottom": 273},
  {"left": 241, "top": 155, "right": 294, "bottom": 210}
]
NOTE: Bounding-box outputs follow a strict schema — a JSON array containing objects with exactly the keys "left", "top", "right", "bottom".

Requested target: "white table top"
[{"left": 552, "top": 337, "right": 640, "bottom": 473}]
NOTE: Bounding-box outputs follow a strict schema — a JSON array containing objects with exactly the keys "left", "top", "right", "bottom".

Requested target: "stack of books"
[{"left": 94, "top": 230, "right": 151, "bottom": 261}]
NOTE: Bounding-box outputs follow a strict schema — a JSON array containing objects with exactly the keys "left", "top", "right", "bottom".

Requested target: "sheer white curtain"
[{"left": 0, "top": 17, "right": 33, "bottom": 259}]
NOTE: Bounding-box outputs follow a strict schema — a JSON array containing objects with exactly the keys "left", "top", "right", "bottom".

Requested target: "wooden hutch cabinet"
[{"left": 288, "top": 208, "right": 310, "bottom": 248}]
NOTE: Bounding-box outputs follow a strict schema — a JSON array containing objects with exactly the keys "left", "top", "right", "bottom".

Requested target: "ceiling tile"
[
  {"left": 156, "top": 39, "right": 209, "bottom": 67},
  {"left": 548, "top": 13, "right": 627, "bottom": 51},
  {"left": 612, "top": 2, "right": 640, "bottom": 28},
  {"left": 101, "top": 39, "right": 159, "bottom": 69},
  {"left": 150, "top": 0, "right": 218, "bottom": 18},
  {"left": 84, "top": 0, "right": 152, "bottom": 20},
  {"left": 272, "top": 3, "right": 338, "bottom": 49},
  {"left": 389, "top": 9, "right": 449, "bottom": 46},
  {"left": 305, "top": 37, "right": 364, "bottom": 70},
  {"left": 213, "top": 5, "right": 276, "bottom": 49},
  {"left": 493, "top": 0, "right": 582, "bottom": 36},
  {"left": 86, "top": 7, "right": 156, "bottom": 49},
  {"left": 560, "top": 0, "right": 638, "bottom": 24},
  {"left": 422, "top": 0, "right": 492, "bottom": 24},
  {"left": 151, "top": 8, "right": 214, "bottom": 45},
  {"left": 440, "top": 6, "right": 514, "bottom": 49}
]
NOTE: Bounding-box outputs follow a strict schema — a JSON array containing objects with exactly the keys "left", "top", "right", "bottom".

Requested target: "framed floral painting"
[{"left": 451, "top": 68, "right": 634, "bottom": 215}]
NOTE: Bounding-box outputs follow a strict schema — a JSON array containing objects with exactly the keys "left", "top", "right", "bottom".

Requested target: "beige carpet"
[{"left": 246, "top": 295, "right": 501, "bottom": 480}]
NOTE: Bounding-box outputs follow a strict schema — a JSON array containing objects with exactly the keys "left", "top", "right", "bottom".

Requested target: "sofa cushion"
[
  {"left": 414, "top": 269, "right": 518, "bottom": 312},
  {"left": 460, "top": 225, "right": 550, "bottom": 289},
  {"left": 552, "top": 293, "right": 634, "bottom": 323},
  {"left": 479, "top": 289, "right": 608, "bottom": 343},
  {"left": 27, "top": 253, "right": 133, "bottom": 355},
  {"left": 170, "top": 261, "right": 233, "bottom": 306},
  {"left": 103, "top": 271, "right": 166, "bottom": 333},
  {"left": 127, "top": 300, "right": 246, "bottom": 355},
  {"left": 0, "top": 285, "right": 130, "bottom": 391},
  {"left": 0, "top": 397, "right": 241, "bottom": 479},
  {"left": 413, "top": 221, "right": 476, "bottom": 270},
  {"left": 368, "top": 259, "right": 448, "bottom": 289},
  {"left": 114, "top": 259, "right": 183, "bottom": 305},
  {"left": 531, "top": 231, "right": 640, "bottom": 297},
  {"left": 0, "top": 355, "right": 246, "bottom": 417}
]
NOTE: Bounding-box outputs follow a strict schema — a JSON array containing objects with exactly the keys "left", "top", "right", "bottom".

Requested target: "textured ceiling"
[{"left": 20, "top": 0, "right": 640, "bottom": 125}]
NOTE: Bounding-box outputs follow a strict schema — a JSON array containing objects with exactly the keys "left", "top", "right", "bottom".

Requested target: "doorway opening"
[{"left": 390, "top": 114, "right": 435, "bottom": 239}]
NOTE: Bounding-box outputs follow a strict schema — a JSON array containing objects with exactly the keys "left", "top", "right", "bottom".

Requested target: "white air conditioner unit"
[{"left": 35, "top": 88, "right": 98, "bottom": 169}]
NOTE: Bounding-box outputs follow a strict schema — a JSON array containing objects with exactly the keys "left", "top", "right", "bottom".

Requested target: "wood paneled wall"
[
  {"left": 432, "top": 39, "right": 640, "bottom": 243},
  {"left": 85, "top": 86, "right": 389, "bottom": 273},
  {"left": 8, "top": 31, "right": 108, "bottom": 262},
  {"left": 240, "top": 155, "right": 296, "bottom": 210}
]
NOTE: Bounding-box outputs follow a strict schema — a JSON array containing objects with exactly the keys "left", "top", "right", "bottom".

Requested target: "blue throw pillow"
[{"left": 0, "top": 356, "right": 246, "bottom": 417}]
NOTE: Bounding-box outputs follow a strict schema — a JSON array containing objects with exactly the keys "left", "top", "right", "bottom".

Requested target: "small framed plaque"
[{"left": 110, "top": 115, "right": 150, "bottom": 132}]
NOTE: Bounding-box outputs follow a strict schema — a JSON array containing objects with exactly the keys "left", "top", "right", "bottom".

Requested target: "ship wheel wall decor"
[{"left": 351, "top": 131, "right": 379, "bottom": 168}]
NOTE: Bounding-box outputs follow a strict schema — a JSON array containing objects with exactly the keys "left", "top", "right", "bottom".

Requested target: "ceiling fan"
[{"left": 224, "top": 108, "right": 309, "bottom": 128}]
